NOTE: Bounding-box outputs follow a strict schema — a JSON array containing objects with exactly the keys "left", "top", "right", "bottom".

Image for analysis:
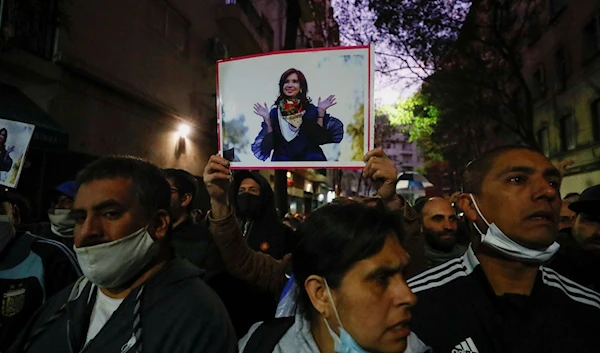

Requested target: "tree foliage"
[{"left": 360, "top": 0, "right": 546, "bottom": 164}]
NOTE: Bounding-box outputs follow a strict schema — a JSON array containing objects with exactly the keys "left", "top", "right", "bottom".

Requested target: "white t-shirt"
[{"left": 85, "top": 287, "right": 124, "bottom": 344}]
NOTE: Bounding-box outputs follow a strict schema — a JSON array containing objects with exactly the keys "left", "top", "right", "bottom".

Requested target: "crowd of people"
[{"left": 0, "top": 145, "right": 598, "bottom": 352}]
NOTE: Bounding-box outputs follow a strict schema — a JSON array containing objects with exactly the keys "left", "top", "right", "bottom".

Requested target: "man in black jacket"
[
  {"left": 407, "top": 146, "right": 600, "bottom": 353},
  {"left": 10, "top": 156, "right": 236, "bottom": 353},
  {"left": 209, "top": 170, "right": 295, "bottom": 338},
  {"left": 164, "top": 168, "right": 223, "bottom": 279},
  {"left": 549, "top": 184, "right": 600, "bottom": 291}
]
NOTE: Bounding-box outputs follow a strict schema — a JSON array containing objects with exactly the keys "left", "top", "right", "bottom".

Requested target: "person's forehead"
[
  {"left": 74, "top": 177, "right": 135, "bottom": 208},
  {"left": 423, "top": 199, "right": 453, "bottom": 216},
  {"left": 352, "top": 236, "right": 409, "bottom": 272},
  {"left": 486, "top": 149, "right": 555, "bottom": 179},
  {"left": 286, "top": 73, "right": 298, "bottom": 80},
  {"left": 240, "top": 178, "right": 260, "bottom": 188}
]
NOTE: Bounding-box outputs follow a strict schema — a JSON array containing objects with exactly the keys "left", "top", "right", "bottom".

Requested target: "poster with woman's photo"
[
  {"left": 0, "top": 119, "right": 35, "bottom": 188},
  {"left": 217, "top": 46, "right": 374, "bottom": 169}
]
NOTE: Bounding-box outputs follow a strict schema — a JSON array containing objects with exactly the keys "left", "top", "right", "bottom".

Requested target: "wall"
[{"left": 522, "top": 0, "right": 600, "bottom": 194}]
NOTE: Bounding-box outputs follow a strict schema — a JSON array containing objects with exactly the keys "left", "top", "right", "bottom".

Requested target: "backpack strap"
[{"left": 243, "top": 316, "right": 295, "bottom": 353}]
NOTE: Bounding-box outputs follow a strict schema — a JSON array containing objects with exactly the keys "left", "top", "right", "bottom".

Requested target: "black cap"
[{"left": 569, "top": 185, "right": 600, "bottom": 215}]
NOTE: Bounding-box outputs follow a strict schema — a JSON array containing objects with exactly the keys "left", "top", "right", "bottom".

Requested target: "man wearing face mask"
[
  {"left": 9, "top": 156, "right": 236, "bottom": 353},
  {"left": 232, "top": 171, "right": 295, "bottom": 259},
  {"left": 207, "top": 170, "right": 294, "bottom": 338},
  {"left": 38, "top": 181, "right": 78, "bottom": 249},
  {"left": 0, "top": 192, "right": 81, "bottom": 352},
  {"left": 407, "top": 146, "right": 600, "bottom": 353}
]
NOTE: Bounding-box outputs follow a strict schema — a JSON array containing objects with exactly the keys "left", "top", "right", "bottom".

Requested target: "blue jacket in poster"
[{"left": 251, "top": 104, "right": 344, "bottom": 162}]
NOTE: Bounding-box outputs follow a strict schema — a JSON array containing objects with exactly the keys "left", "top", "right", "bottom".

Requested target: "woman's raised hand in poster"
[
  {"left": 253, "top": 102, "right": 270, "bottom": 122},
  {"left": 317, "top": 95, "right": 337, "bottom": 114}
]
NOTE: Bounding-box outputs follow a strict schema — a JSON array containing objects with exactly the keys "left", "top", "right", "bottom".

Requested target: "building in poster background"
[
  {"left": 218, "top": 46, "right": 374, "bottom": 169},
  {"left": 0, "top": 119, "right": 35, "bottom": 188}
]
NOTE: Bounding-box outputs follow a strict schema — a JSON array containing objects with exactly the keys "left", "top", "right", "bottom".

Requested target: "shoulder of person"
[
  {"left": 539, "top": 266, "right": 600, "bottom": 312},
  {"left": 28, "top": 233, "right": 78, "bottom": 265},
  {"left": 407, "top": 256, "right": 472, "bottom": 295}
]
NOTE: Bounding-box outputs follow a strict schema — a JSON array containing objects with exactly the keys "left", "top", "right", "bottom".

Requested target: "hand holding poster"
[
  {"left": 0, "top": 119, "right": 35, "bottom": 188},
  {"left": 217, "top": 46, "right": 374, "bottom": 169}
]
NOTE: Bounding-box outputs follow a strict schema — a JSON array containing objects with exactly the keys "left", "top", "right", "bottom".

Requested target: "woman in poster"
[
  {"left": 251, "top": 68, "right": 344, "bottom": 161},
  {"left": 0, "top": 128, "right": 14, "bottom": 181}
]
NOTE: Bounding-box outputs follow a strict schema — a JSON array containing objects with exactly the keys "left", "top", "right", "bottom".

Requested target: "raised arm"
[{"left": 203, "top": 155, "right": 289, "bottom": 296}]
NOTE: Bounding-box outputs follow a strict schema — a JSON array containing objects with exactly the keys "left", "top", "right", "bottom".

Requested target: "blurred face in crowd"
[
  {"left": 559, "top": 202, "right": 576, "bottom": 230},
  {"left": 466, "top": 149, "right": 562, "bottom": 249},
  {"left": 0, "top": 129, "right": 6, "bottom": 145},
  {"left": 53, "top": 195, "right": 74, "bottom": 210},
  {"left": 167, "top": 178, "right": 191, "bottom": 221},
  {"left": 238, "top": 178, "right": 260, "bottom": 196},
  {"left": 421, "top": 198, "right": 458, "bottom": 252},
  {"left": 71, "top": 177, "right": 157, "bottom": 248},
  {"left": 572, "top": 212, "right": 600, "bottom": 255},
  {"left": 314, "top": 235, "right": 416, "bottom": 353}
]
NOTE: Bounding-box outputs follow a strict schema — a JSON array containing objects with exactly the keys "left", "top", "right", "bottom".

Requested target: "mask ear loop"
[
  {"left": 324, "top": 279, "right": 344, "bottom": 330},
  {"left": 469, "top": 194, "right": 491, "bottom": 241}
]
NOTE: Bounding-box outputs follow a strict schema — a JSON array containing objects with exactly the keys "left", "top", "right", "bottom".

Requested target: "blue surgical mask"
[
  {"left": 469, "top": 194, "right": 559, "bottom": 262},
  {"left": 323, "top": 280, "right": 370, "bottom": 353}
]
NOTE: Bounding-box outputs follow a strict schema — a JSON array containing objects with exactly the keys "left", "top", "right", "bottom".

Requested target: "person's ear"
[
  {"left": 11, "top": 204, "right": 21, "bottom": 226},
  {"left": 305, "top": 275, "right": 334, "bottom": 319},
  {"left": 150, "top": 210, "right": 170, "bottom": 241},
  {"left": 458, "top": 193, "right": 478, "bottom": 223},
  {"left": 181, "top": 193, "right": 193, "bottom": 209}
]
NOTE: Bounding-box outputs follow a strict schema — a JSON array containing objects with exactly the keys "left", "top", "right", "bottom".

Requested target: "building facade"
[
  {"left": 383, "top": 131, "right": 422, "bottom": 172},
  {"left": 524, "top": 0, "right": 600, "bottom": 194},
  {"left": 0, "top": 0, "right": 286, "bottom": 217}
]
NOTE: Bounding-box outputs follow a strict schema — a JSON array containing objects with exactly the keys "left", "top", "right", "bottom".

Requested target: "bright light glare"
[{"left": 178, "top": 124, "right": 191, "bottom": 137}]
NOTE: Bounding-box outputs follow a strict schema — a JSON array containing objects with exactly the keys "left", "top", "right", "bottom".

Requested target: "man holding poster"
[{"left": 252, "top": 68, "right": 344, "bottom": 162}]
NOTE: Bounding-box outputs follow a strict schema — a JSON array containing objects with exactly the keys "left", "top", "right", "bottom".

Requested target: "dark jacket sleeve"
[
  {"left": 207, "top": 210, "right": 289, "bottom": 297},
  {"left": 303, "top": 108, "right": 344, "bottom": 145},
  {"left": 32, "top": 238, "right": 82, "bottom": 297},
  {"left": 251, "top": 109, "right": 277, "bottom": 161}
]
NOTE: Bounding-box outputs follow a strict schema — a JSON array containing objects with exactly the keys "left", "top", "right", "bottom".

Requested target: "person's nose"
[
  {"left": 391, "top": 276, "right": 417, "bottom": 308},
  {"left": 443, "top": 219, "right": 457, "bottom": 231},
  {"left": 75, "top": 215, "right": 102, "bottom": 248},
  {"left": 533, "top": 177, "right": 559, "bottom": 201}
]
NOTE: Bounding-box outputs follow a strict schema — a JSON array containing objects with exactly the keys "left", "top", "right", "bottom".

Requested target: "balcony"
[{"left": 214, "top": 0, "right": 273, "bottom": 56}]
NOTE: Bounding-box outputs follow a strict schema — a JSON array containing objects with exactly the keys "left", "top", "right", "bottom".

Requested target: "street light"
[{"left": 178, "top": 124, "right": 191, "bottom": 138}]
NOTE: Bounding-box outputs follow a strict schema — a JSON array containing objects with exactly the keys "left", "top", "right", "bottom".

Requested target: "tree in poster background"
[{"left": 222, "top": 115, "right": 249, "bottom": 159}]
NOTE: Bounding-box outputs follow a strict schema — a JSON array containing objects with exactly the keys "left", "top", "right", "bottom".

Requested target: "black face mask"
[{"left": 236, "top": 193, "right": 262, "bottom": 220}]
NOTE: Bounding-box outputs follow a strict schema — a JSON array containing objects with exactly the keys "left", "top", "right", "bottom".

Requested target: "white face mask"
[
  {"left": 74, "top": 227, "right": 158, "bottom": 288},
  {"left": 469, "top": 194, "right": 559, "bottom": 262},
  {"left": 0, "top": 214, "right": 14, "bottom": 254},
  {"left": 48, "top": 209, "right": 75, "bottom": 237}
]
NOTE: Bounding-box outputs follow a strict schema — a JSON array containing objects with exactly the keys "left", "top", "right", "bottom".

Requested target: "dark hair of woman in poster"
[
  {"left": 251, "top": 68, "right": 344, "bottom": 161},
  {"left": 0, "top": 128, "right": 14, "bottom": 173}
]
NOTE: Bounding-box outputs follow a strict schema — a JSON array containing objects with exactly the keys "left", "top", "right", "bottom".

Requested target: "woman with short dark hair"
[{"left": 239, "top": 203, "right": 429, "bottom": 353}]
